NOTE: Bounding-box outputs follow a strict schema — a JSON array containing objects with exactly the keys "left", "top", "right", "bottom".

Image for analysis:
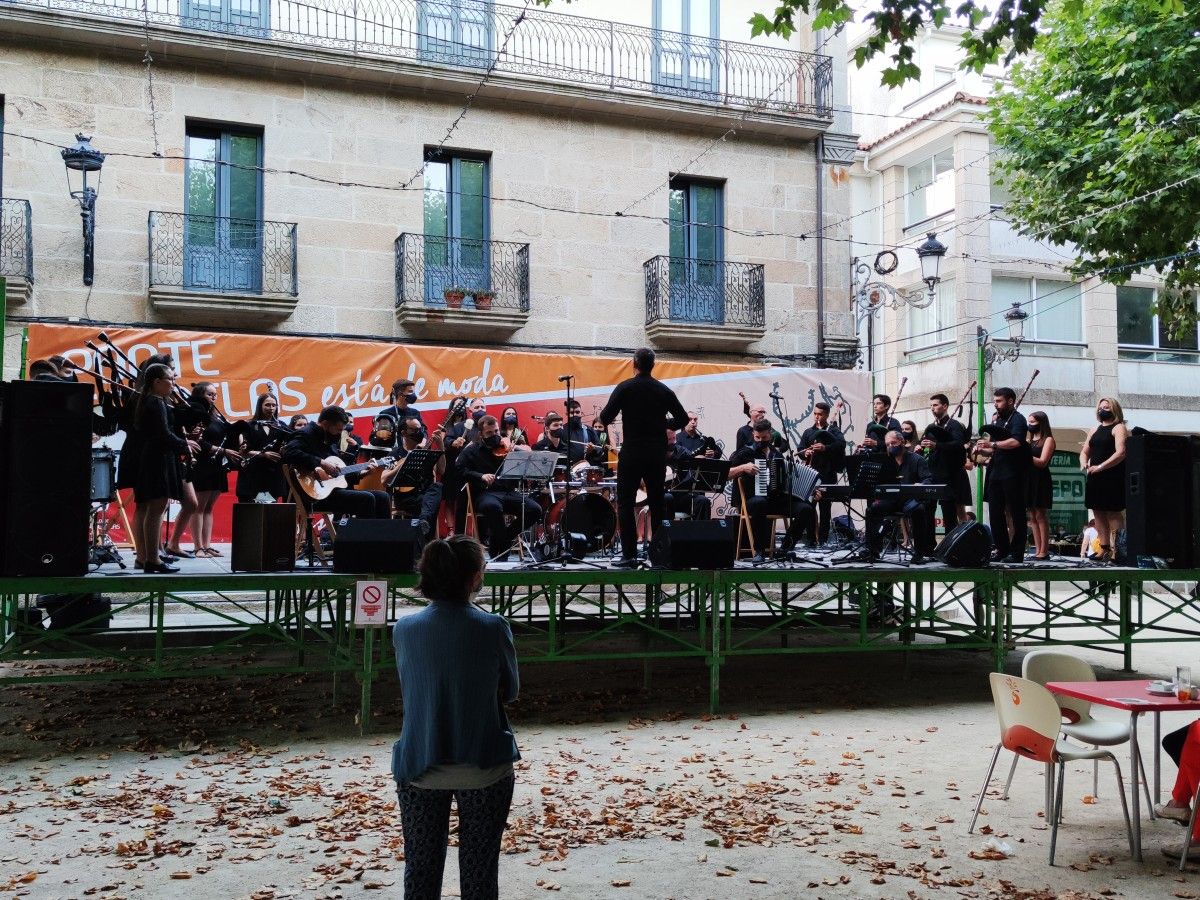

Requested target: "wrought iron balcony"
[
  {"left": 644, "top": 255, "right": 764, "bottom": 329},
  {"left": 7, "top": 0, "right": 833, "bottom": 119},
  {"left": 395, "top": 233, "right": 529, "bottom": 313},
  {"left": 0, "top": 198, "right": 34, "bottom": 285},
  {"left": 148, "top": 211, "right": 297, "bottom": 297}
]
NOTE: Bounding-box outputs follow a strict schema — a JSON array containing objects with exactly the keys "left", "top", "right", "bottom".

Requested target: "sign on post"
[{"left": 354, "top": 579, "right": 388, "bottom": 628}]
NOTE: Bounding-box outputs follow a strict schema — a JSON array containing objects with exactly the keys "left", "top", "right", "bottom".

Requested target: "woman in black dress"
[
  {"left": 1026, "top": 411, "right": 1056, "bottom": 560},
  {"left": 236, "top": 392, "right": 289, "bottom": 503},
  {"left": 1081, "top": 397, "right": 1128, "bottom": 563},
  {"left": 120, "top": 353, "right": 174, "bottom": 564},
  {"left": 176, "top": 382, "right": 241, "bottom": 558},
  {"left": 134, "top": 365, "right": 198, "bottom": 572}
]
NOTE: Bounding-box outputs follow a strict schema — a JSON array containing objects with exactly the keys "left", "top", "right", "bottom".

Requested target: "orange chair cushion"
[{"left": 1001, "top": 724, "right": 1056, "bottom": 762}]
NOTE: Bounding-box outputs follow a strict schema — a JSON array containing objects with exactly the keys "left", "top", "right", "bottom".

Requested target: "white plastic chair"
[
  {"left": 969, "top": 673, "right": 1135, "bottom": 865},
  {"left": 1002, "top": 651, "right": 1151, "bottom": 814}
]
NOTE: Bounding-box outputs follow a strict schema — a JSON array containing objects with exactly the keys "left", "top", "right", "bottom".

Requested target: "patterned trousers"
[{"left": 396, "top": 775, "right": 515, "bottom": 900}]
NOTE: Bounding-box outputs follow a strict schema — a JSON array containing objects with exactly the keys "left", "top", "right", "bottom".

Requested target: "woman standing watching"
[
  {"left": 391, "top": 536, "right": 518, "bottom": 900},
  {"left": 1026, "top": 411, "right": 1056, "bottom": 560},
  {"left": 134, "top": 365, "right": 198, "bottom": 572},
  {"left": 236, "top": 393, "right": 288, "bottom": 503},
  {"left": 1080, "top": 397, "right": 1128, "bottom": 563}
]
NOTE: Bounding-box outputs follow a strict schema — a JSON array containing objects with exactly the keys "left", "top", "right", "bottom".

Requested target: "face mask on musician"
[
  {"left": 568, "top": 414, "right": 582, "bottom": 426},
  {"left": 1097, "top": 409, "right": 1114, "bottom": 422},
  {"left": 399, "top": 391, "right": 417, "bottom": 404},
  {"left": 503, "top": 415, "right": 518, "bottom": 426},
  {"left": 887, "top": 444, "right": 904, "bottom": 457},
  {"left": 472, "top": 409, "right": 486, "bottom": 421},
  {"left": 754, "top": 434, "right": 772, "bottom": 448},
  {"left": 405, "top": 430, "right": 422, "bottom": 441},
  {"left": 483, "top": 433, "right": 502, "bottom": 448}
]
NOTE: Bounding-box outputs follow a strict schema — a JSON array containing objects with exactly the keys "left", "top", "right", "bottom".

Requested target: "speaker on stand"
[
  {"left": 0, "top": 380, "right": 93, "bottom": 577},
  {"left": 933, "top": 520, "right": 992, "bottom": 568}
]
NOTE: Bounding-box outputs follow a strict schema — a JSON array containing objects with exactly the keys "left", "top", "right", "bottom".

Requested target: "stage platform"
[{"left": 2, "top": 545, "right": 1197, "bottom": 727}]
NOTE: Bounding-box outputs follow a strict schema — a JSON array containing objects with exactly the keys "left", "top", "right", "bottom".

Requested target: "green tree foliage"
[{"left": 987, "top": 0, "right": 1200, "bottom": 336}]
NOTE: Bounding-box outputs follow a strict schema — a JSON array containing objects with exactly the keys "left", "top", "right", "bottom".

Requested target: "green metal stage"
[{"left": 1, "top": 566, "right": 1197, "bottom": 728}]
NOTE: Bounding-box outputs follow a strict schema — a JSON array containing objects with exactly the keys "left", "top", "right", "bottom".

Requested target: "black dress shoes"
[{"left": 142, "top": 562, "right": 180, "bottom": 574}]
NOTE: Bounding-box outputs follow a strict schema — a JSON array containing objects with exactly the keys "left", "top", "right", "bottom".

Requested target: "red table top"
[{"left": 1047, "top": 679, "right": 1200, "bottom": 712}]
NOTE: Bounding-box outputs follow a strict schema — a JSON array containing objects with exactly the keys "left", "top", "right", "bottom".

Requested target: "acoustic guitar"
[{"left": 296, "top": 455, "right": 395, "bottom": 502}]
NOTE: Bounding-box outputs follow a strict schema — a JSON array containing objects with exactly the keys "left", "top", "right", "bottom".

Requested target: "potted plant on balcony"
[
  {"left": 472, "top": 288, "right": 495, "bottom": 311},
  {"left": 443, "top": 286, "right": 466, "bottom": 309}
]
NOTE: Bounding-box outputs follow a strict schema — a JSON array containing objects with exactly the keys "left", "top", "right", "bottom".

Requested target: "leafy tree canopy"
[{"left": 987, "top": 0, "right": 1200, "bottom": 336}]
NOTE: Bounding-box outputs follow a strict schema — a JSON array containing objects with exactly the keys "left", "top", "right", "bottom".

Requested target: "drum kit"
[
  {"left": 89, "top": 445, "right": 126, "bottom": 568},
  {"left": 529, "top": 460, "right": 619, "bottom": 560}
]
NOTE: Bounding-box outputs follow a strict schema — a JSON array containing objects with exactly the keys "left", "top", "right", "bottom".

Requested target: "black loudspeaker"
[
  {"left": 0, "top": 380, "right": 93, "bottom": 577},
  {"left": 933, "top": 521, "right": 992, "bottom": 568},
  {"left": 333, "top": 518, "right": 422, "bottom": 574},
  {"left": 232, "top": 502, "right": 297, "bottom": 572},
  {"left": 1126, "top": 432, "right": 1192, "bottom": 567},
  {"left": 1190, "top": 436, "right": 1200, "bottom": 569},
  {"left": 649, "top": 519, "right": 736, "bottom": 569}
]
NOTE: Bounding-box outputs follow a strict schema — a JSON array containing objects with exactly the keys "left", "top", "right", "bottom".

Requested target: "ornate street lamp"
[
  {"left": 61, "top": 134, "right": 105, "bottom": 286},
  {"left": 977, "top": 301, "right": 1029, "bottom": 369},
  {"left": 851, "top": 232, "right": 948, "bottom": 330}
]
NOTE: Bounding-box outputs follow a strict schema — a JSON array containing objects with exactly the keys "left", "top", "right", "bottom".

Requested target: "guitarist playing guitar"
[{"left": 283, "top": 405, "right": 392, "bottom": 519}]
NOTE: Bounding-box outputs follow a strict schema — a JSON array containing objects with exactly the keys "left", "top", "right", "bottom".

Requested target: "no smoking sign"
[{"left": 354, "top": 580, "right": 388, "bottom": 628}]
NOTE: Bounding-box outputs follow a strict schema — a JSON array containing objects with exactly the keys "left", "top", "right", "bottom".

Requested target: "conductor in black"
[{"left": 600, "top": 348, "right": 689, "bottom": 567}]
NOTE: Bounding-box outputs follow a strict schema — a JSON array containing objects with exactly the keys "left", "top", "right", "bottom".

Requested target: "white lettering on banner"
[
  {"left": 355, "top": 580, "right": 388, "bottom": 628},
  {"left": 191, "top": 339, "right": 219, "bottom": 375},
  {"left": 436, "top": 357, "right": 508, "bottom": 398},
  {"left": 277, "top": 376, "right": 307, "bottom": 412}
]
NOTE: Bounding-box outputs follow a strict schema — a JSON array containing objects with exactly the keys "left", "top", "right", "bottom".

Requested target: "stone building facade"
[{"left": 0, "top": 0, "right": 858, "bottom": 377}]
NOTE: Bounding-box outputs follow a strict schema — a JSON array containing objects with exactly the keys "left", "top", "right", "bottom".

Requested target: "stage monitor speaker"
[
  {"left": 649, "top": 519, "right": 736, "bottom": 570},
  {"left": 0, "top": 380, "right": 93, "bottom": 577},
  {"left": 231, "top": 502, "right": 297, "bottom": 572},
  {"left": 933, "top": 521, "right": 992, "bottom": 568},
  {"left": 1126, "top": 432, "right": 1191, "bottom": 567},
  {"left": 333, "top": 518, "right": 422, "bottom": 574},
  {"left": 1190, "top": 435, "right": 1200, "bottom": 569}
]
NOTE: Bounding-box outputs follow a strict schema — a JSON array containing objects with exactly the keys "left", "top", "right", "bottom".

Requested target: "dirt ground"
[{"left": 1, "top": 641, "right": 1199, "bottom": 899}]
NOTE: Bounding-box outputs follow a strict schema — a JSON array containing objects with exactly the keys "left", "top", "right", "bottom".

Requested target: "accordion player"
[{"left": 727, "top": 418, "right": 818, "bottom": 560}]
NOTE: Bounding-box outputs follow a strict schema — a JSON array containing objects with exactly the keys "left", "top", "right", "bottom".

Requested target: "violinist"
[
  {"left": 798, "top": 401, "right": 846, "bottom": 545},
  {"left": 381, "top": 416, "right": 445, "bottom": 537},
  {"left": 498, "top": 406, "right": 529, "bottom": 448},
  {"left": 454, "top": 415, "right": 542, "bottom": 561},
  {"left": 172, "top": 381, "right": 241, "bottom": 559},
  {"left": 133, "top": 364, "right": 199, "bottom": 573},
  {"left": 437, "top": 397, "right": 473, "bottom": 534},
  {"left": 236, "top": 392, "right": 289, "bottom": 503}
]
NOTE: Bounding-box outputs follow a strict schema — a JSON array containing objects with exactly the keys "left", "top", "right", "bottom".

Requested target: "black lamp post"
[
  {"left": 915, "top": 231, "right": 948, "bottom": 296},
  {"left": 61, "top": 134, "right": 105, "bottom": 286}
]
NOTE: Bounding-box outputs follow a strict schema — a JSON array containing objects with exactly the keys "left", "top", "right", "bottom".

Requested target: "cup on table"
[{"left": 1176, "top": 666, "right": 1194, "bottom": 700}]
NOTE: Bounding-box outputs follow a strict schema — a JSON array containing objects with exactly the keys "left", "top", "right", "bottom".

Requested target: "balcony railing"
[
  {"left": 7, "top": 0, "right": 833, "bottom": 118},
  {"left": 395, "top": 233, "right": 529, "bottom": 312},
  {"left": 644, "top": 255, "right": 764, "bottom": 328},
  {"left": 0, "top": 199, "right": 33, "bottom": 283},
  {"left": 148, "top": 211, "right": 298, "bottom": 296}
]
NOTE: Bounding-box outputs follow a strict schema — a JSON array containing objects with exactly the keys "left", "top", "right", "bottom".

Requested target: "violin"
[{"left": 491, "top": 435, "right": 513, "bottom": 459}]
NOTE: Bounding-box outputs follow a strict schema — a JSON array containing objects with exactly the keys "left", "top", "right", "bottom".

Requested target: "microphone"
[
  {"left": 768, "top": 391, "right": 782, "bottom": 400},
  {"left": 558, "top": 375, "right": 573, "bottom": 382}
]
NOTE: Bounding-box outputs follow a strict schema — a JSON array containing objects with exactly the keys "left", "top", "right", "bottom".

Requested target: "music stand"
[
  {"left": 830, "top": 455, "right": 899, "bottom": 566},
  {"left": 674, "top": 457, "right": 730, "bottom": 495},
  {"left": 386, "top": 448, "right": 442, "bottom": 494}
]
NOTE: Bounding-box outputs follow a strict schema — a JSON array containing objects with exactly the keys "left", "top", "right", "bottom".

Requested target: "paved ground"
[{"left": 2, "top": 638, "right": 1199, "bottom": 899}]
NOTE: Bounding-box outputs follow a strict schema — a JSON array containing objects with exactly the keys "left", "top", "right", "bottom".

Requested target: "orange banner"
[{"left": 27, "top": 323, "right": 870, "bottom": 452}]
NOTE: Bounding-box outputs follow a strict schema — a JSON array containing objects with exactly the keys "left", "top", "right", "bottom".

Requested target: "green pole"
[{"left": 974, "top": 334, "right": 986, "bottom": 521}]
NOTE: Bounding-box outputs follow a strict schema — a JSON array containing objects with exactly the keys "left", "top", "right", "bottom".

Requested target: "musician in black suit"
[
  {"left": 865, "top": 430, "right": 936, "bottom": 563},
  {"left": 665, "top": 428, "right": 712, "bottom": 521},
  {"left": 923, "top": 393, "right": 971, "bottom": 530},
  {"left": 977, "top": 387, "right": 1030, "bottom": 563},
  {"left": 455, "top": 415, "right": 543, "bottom": 560},
  {"left": 861, "top": 394, "right": 902, "bottom": 451},
  {"left": 798, "top": 401, "right": 846, "bottom": 546},
  {"left": 676, "top": 411, "right": 717, "bottom": 459},
  {"left": 282, "top": 405, "right": 391, "bottom": 519},
  {"left": 728, "top": 419, "right": 815, "bottom": 561}
]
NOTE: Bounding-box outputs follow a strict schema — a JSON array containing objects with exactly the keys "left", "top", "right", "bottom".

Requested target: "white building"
[{"left": 847, "top": 24, "right": 1200, "bottom": 527}]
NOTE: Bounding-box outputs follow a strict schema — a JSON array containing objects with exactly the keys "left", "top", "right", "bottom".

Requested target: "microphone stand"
[{"left": 545, "top": 375, "right": 594, "bottom": 567}]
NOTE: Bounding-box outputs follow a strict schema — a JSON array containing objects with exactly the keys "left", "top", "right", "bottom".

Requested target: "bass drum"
[{"left": 547, "top": 493, "right": 616, "bottom": 551}]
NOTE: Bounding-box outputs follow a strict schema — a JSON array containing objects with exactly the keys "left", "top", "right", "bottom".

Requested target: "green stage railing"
[{"left": 2, "top": 567, "right": 1197, "bottom": 728}]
